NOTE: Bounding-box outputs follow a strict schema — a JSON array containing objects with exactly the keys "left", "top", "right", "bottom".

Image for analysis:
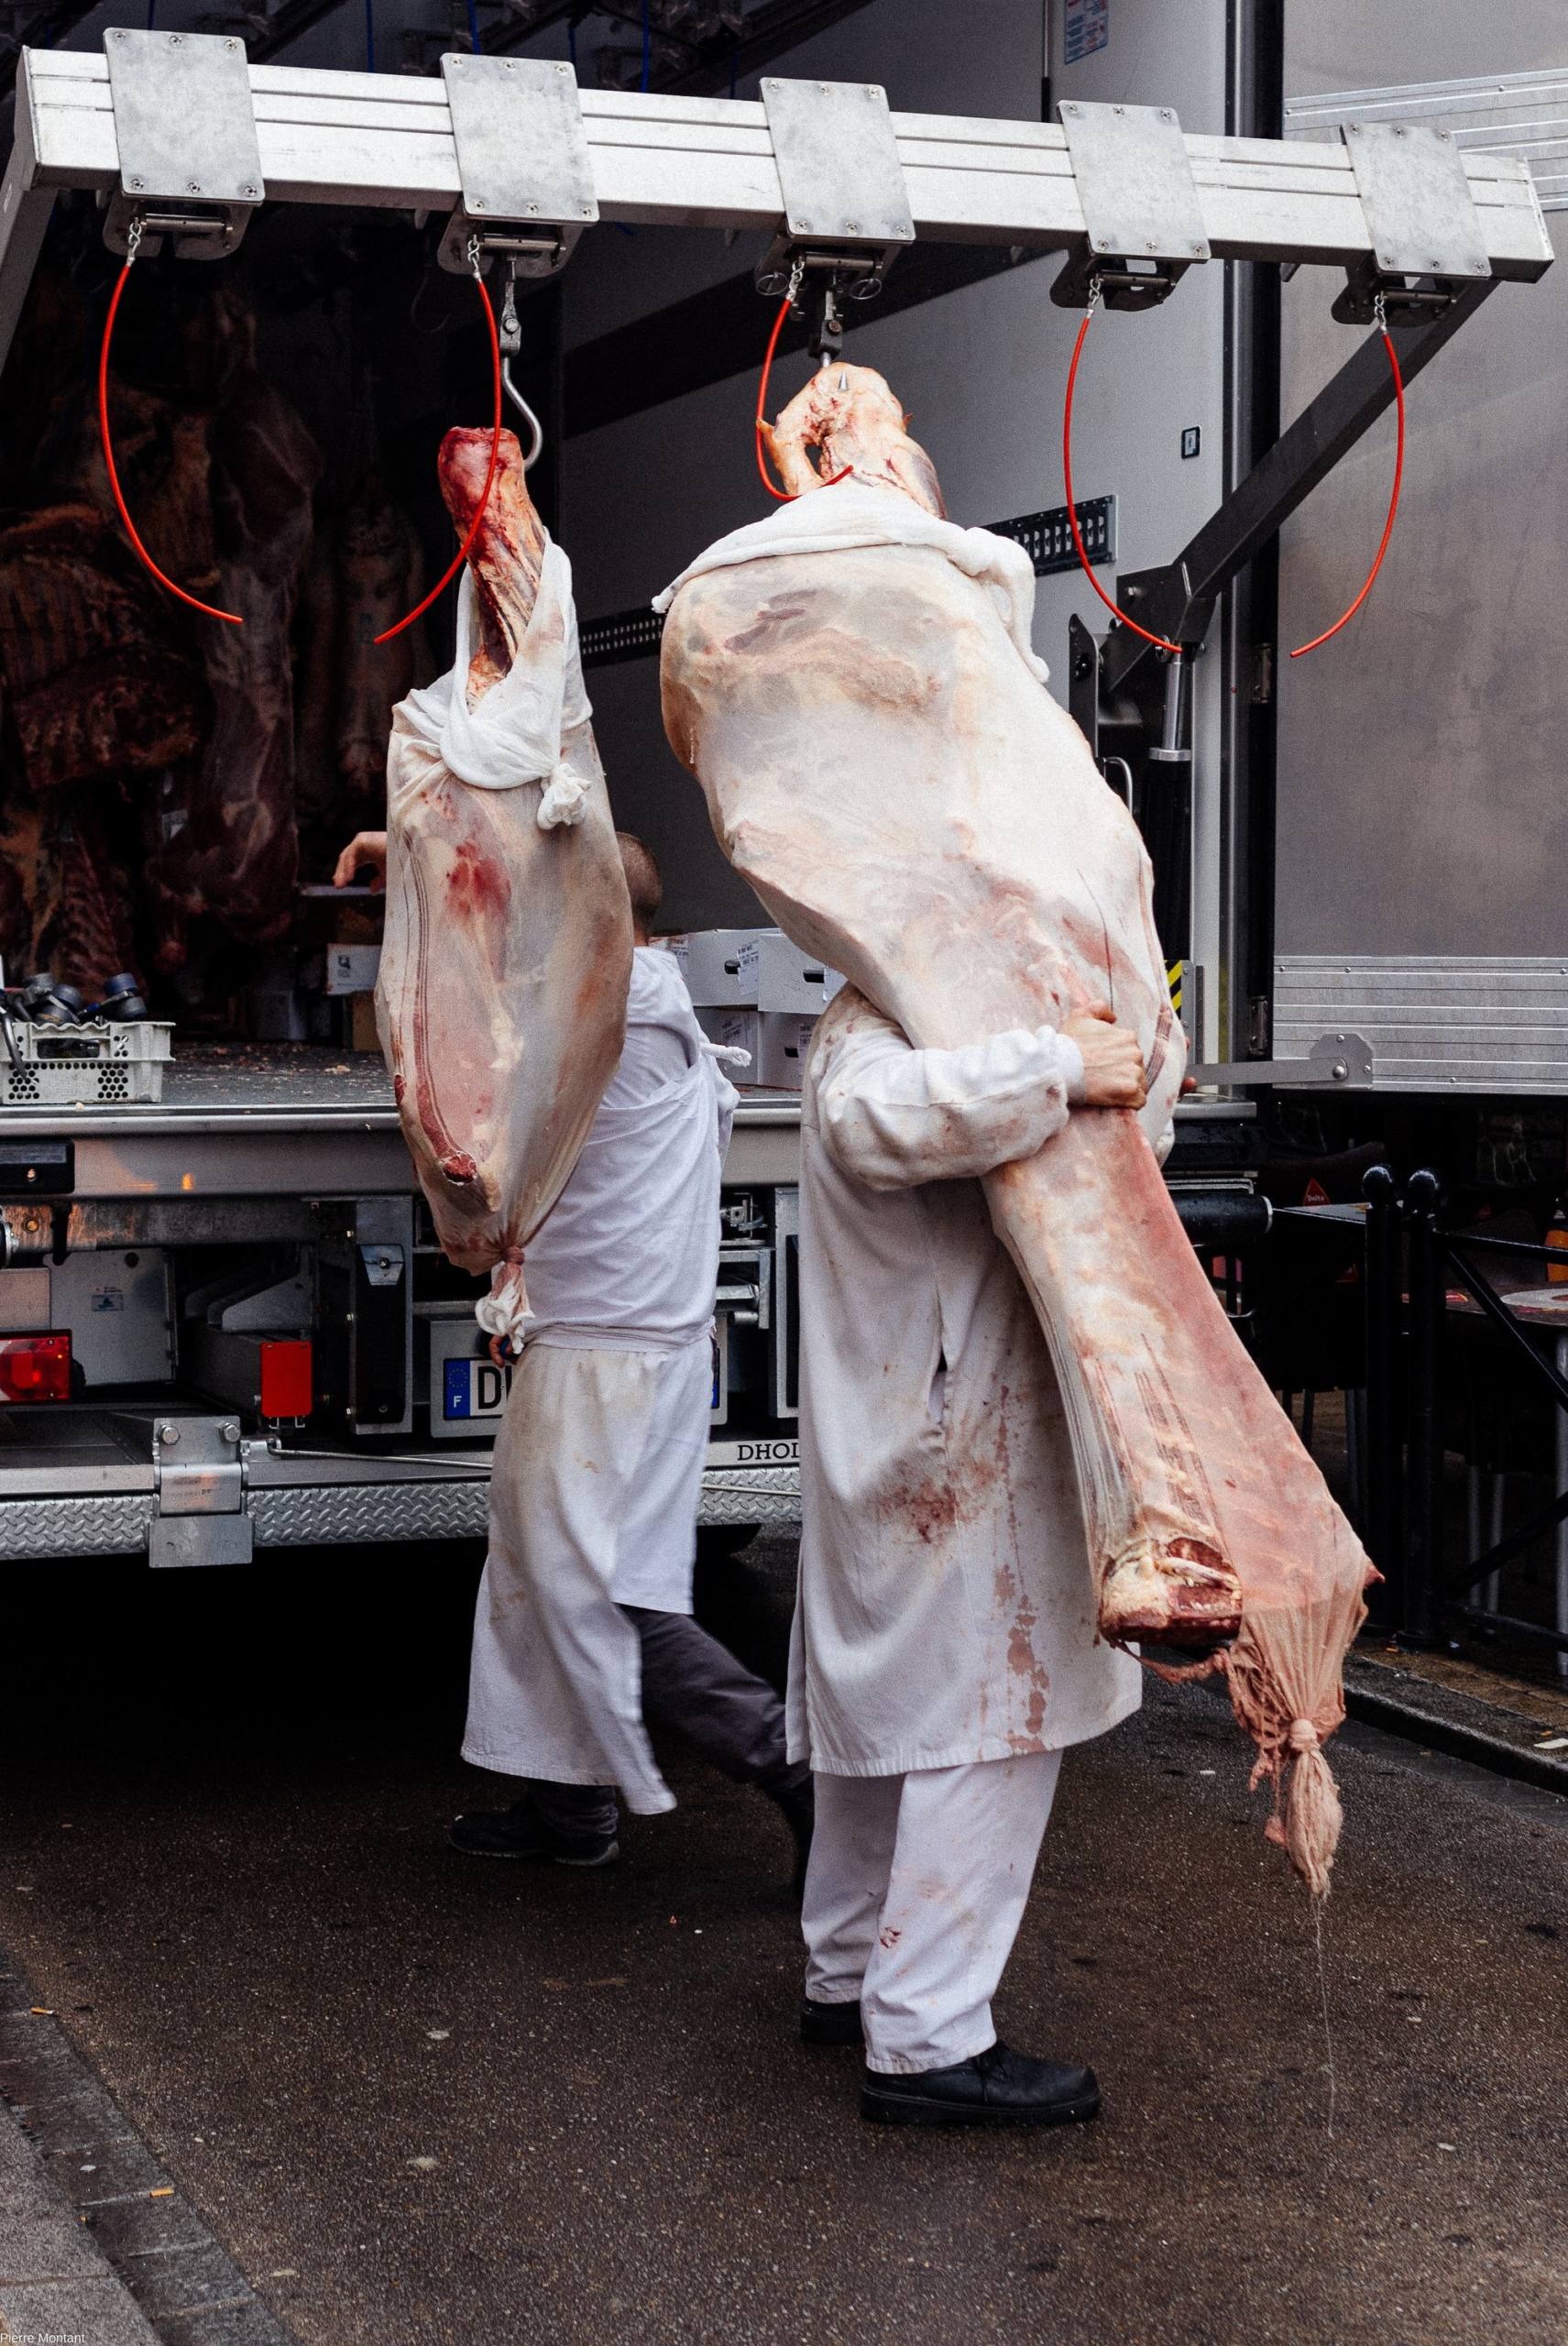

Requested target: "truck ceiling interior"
[{"left": 0, "top": 2, "right": 893, "bottom": 1037}]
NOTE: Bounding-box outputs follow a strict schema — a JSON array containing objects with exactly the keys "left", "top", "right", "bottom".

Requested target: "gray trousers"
[{"left": 526, "top": 1605, "right": 804, "bottom": 1838}]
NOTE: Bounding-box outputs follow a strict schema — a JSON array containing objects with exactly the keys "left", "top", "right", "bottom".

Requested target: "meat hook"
[
  {"left": 499, "top": 261, "right": 544, "bottom": 473},
  {"left": 373, "top": 235, "right": 504, "bottom": 643},
  {"left": 810, "top": 281, "right": 843, "bottom": 373}
]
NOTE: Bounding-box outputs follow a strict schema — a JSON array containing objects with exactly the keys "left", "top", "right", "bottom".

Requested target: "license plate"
[
  {"left": 706, "top": 1436, "right": 798, "bottom": 1467},
  {"left": 443, "top": 1355, "right": 510, "bottom": 1421}
]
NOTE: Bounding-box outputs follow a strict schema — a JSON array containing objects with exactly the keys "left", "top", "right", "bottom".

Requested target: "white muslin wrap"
[
  {"left": 400, "top": 538, "right": 594, "bottom": 814},
  {"left": 653, "top": 479, "right": 1048, "bottom": 686}
]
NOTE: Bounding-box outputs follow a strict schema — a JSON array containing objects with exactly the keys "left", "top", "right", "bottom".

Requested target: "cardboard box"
[
  {"left": 324, "top": 943, "right": 382, "bottom": 996},
  {"left": 350, "top": 993, "right": 381, "bottom": 1053},
  {"left": 696, "top": 1005, "right": 761, "bottom": 1064},
  {"left": 670, "top": 928, "right": 769, "bottom": 1006},
  {"left": 697, "top": 1006, "right": 818, "bottom": 1091},
  {"left": 754, "top": 931, "right": 844, "bottom": 1016},
  {"left": 755, "top": 1013, "right": 818, "bottom": 1090}
]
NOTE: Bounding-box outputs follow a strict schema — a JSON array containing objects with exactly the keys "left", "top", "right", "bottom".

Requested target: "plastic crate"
[{"left": 0, "top": 1020, "right": 173, "bottom": 1106}]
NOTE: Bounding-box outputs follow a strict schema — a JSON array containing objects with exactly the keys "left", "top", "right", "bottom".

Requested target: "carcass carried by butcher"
[{"left": 657, "top": 362, "right": 1375, "bottom": 1893}]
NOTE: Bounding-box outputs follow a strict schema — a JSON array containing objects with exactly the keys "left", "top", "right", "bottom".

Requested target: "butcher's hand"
[
  {"left": 332, "top": 830, "right": 388, "bottom": 891},
  {"left": 1063, "top": 1003, "right": 1147, "bottom": 1110}
]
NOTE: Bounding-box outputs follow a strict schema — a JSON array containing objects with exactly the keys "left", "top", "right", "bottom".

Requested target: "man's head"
[{"left": 616, "top": 831, "right": 662, "bottom": 945}]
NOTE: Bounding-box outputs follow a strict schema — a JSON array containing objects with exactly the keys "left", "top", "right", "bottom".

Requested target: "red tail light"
[
  {"left": 0, "top": 1331, "right": 71, "bottom": 1402},
  {"left": 258, "top": 1339, "right": 313, "bottom": 1420}
]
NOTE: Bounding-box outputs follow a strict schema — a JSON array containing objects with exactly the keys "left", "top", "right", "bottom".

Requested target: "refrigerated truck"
[{"left": 0, "top": 0, "right": 1559, "bottom": 1562}]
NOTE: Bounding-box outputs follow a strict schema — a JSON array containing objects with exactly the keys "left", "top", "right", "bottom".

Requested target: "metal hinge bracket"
[
  {"left": 149, "top": 1413, "right": 253, "bottom": 1567},
  {"left": 1052, "top": 100, "right": 1210, "bottom": 312},
  {"left": 1332, "top": 120, "right": 1488, "bottom": 325},
  {"left": 1190, "top": 1031, "right": 1376, "bottom": 1090},
  {"left": 438, "top": 54, "right": 598, "bottom": 279},
  {"left": 103, "top": 29, "right": 264, "bottom": 261},
  {"left": 754, "top": 76, "right": 915, "bottom": 306}
]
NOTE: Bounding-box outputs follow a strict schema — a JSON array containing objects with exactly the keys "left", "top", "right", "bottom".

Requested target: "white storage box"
[
  {"left": 696, "top": 1005, "right": 761, "bottom": 1062},
  {"left": 0, "top": 1019, "right": 173, "bottom": 1106},
  {"left": 670, "top": 928, "right": 770, "bottom": 1005},
  {"left": 754, "top": 932, "right": 844, "bottom": 1016},
  {"left": 324, "top": 944, "right": 382, "bottom": 996},
  {"left": 755, "top": 1013, "right": 819, "bottom": 1090},
  {"left": 697, "top": 1006, "right": 819, "bottom": 1092}
]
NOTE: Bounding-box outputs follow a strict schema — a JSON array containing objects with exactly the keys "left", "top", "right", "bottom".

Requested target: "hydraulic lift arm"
[{"left": 1096, "top": 275, "right": 1498, "bottom": 701}]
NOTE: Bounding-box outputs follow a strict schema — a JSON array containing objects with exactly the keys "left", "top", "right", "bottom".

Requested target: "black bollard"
[
  {"left": 1363, "top": 1163, "right": 1402, "bottom": 1611},
  {"left": 1403, "top": 1168, "right": 1445, "bottom": 1646}
]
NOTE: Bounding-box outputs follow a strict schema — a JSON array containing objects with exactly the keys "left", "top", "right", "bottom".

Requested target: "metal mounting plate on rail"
[
  {"left": 762, "top": 77, "right": 913, "bottom": 246},
  {"left": 756, "top": 75, "right": 913, "bottom": 293},
  {"left": 1334, "top": 119, "right": 1489, "bottom": 323},
  {"left": 1054, "top": 100, "right": 1209, "bottom": 310},
  {"left": 991, "top": 496, "right": 1117, "bottom": 576},
  {"left": 103, "top": 28, "right": 263, "bottom": 260},
  {"left": 1343, "top": 120, "right": 1488, "bottom": 284},
  {"left": 438, "top": 53, "right": 597, "bottom": 277}
]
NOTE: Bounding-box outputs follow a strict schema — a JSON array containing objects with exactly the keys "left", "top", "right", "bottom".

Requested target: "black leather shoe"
[
  {"left": 446, "top": 1801, "right": 619, "bottom": 1868},
  {"left": 799, "top": 1998, "right": 864, "bottom": 2048},
  {"left": 860, "top": 2040, "right": 1101, "bottom": 2128}
]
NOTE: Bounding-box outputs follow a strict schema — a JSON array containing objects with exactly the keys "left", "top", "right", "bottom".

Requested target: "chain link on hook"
[
  {"left": 126, "top": 215, "right": 144, "bottom": 264},
  {"left": 1372, "top": 286, "right": 1388, "bottom": 335},
  {"left": 1085, "top": 272, "right": 1102, "bottom": 319}
]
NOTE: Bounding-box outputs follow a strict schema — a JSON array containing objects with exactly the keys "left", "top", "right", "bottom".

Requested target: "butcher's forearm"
[{"left": 819, "top": 1028, "right": 1074, "bottom": 1190}]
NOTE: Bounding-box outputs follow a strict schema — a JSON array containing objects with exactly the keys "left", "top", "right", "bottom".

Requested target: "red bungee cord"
[
  {"left": 1290, "top": 306, "right": 1405, "bottom": 659},
  {"left": 755, "top": 295, "right": 851, "bottom": 503},
  {"left": 1062, "top": 287, "right": 1180, "bottom": 656},
  {"left": 375, "top": 247, "right": 504, "bottom": 644},
  {"left": 98, "top": 233, "right": 243, "bottom": 627}
]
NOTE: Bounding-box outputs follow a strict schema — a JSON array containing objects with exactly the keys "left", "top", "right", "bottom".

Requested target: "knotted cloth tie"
[
  {"left": 477, "top": 1246, "right": 532, "bottom": 1343},
  {"left": 537, "top": 765, "right": 589, "bottom": 829},
  {"left": 1259, "top": 1712, "right": 1341, "bottom": 1901}
]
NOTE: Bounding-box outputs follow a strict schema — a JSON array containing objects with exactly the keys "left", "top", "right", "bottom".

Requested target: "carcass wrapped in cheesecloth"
[
  {"left": 656, "top": 367, "right": 1375, "bottom": 1894},
  {"left": 377, "top": 429, "right": 631, "bottom": 1342}
]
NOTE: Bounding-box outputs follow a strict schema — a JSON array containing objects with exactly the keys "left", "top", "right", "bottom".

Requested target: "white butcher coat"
[
  {"left": 462, "top": 946, "right": 738, "bottom": 1808},
  {"left": 788, "top": 986, "right": 1144, "bottom": 1777}
]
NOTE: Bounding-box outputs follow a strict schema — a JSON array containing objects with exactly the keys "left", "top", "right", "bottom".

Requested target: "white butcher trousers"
[
  {"left": 461, "top": 1333, "right": 712, "bottom": 1815},
  {"left": 801, "top": 1750, "right": 1062, "bottom": 2075}
]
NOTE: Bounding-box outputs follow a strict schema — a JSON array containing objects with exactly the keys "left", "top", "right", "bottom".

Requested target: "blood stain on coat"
[
  {"left": 907, "top": 1482, "right": 962, "bottom": 1545},
  {"left": 1007, "top": 1596, "right": 1051, "bottom": 1742}
]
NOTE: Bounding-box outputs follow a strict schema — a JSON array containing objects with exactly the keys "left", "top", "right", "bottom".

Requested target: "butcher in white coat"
[
  {"left": 334, "top": 828, "right": 812, "bottom": 1881},
  {"left": 793, "top": 983, "right": 1151, "bottom": 2125}
]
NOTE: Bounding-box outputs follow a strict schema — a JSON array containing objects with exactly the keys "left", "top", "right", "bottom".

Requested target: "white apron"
[
  {"left": 788, "top": 988, "right": 1144, "bottom": 1776},
  {"left": 462, "top": 952, "right": 732, "bottom": 1809}
]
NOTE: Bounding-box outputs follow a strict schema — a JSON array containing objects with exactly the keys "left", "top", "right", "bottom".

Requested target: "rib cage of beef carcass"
[{"left": 659, "top": 366, "right": 1375, "bottom": 1895}]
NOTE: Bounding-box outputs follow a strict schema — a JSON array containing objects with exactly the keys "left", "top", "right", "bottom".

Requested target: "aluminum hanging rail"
[{"left": 0, "top": 45, "right": 1553, "bottom": 373}]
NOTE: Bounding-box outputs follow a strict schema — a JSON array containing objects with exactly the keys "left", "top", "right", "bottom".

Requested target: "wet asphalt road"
[{"left": 3, "top": 1536, "right": 1566, "bottom": 2346}]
